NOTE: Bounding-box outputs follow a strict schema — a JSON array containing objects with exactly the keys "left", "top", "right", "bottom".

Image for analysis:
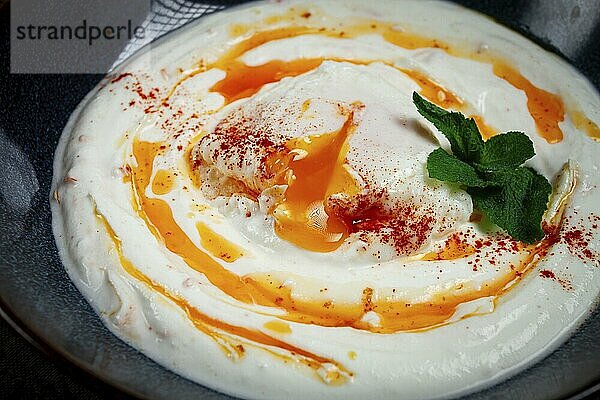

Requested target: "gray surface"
[{"left": 0, "top": 1, "right": 599, "bottom": 399}]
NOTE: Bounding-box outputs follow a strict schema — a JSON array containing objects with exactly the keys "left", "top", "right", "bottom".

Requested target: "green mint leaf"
[
  {"left": 412, "top": 91, "right": 448, "bottom": 120},
  {"left": 469, "top": 167, "right": 550, "bottom": 243},
  {"left": 413, "top": 92, "right": 484, "bottom": 163},
  {"left": 477, "top": 131, "right": 535, "bottom": 171},
  {"left": 521, "top": 167, "right": 553, "bottom": 241},
  {"left": 414, "top": 92, "right": 552, "bottom": 243},
  {"left": 427, "top": 148, "right": 491, "bottom": 188}
]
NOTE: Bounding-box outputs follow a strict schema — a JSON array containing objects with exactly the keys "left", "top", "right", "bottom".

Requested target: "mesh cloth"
[{"left": 113, "top": 0, "right": 230, "bottom": 68}]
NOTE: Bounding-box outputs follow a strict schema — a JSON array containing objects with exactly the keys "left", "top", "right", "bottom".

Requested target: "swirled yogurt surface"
[{"left": 51, "top": 1, "right": 600, "bottom": 399}]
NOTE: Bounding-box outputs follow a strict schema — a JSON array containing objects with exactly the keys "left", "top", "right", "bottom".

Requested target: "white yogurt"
[{"left": 51, "top": 1, "right": 600, "bottom": 399}]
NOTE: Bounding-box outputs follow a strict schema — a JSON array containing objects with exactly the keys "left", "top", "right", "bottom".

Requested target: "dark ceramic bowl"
[{"left": 0, "top": 1, "right": 599, "bottom": 399}]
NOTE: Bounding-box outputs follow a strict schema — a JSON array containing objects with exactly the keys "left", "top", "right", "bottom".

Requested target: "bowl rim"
[{"left": 1, "top": 0, "right": 599, "bottom": 399}]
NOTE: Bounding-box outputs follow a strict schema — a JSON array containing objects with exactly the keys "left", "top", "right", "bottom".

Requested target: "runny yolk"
[{"left": 272, "top": 108, "right": 361, "bottom": 253}]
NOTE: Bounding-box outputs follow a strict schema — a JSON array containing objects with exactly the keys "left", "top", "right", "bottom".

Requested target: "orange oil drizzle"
[
  {"left": 196, "top": 221, "right": 244, "bottom": 263},
  {"left": 200, "top": 16, "right": 597, "bottom": 143},
  {"left": 203, "top": 26, "right": 501, "bottom": 140},
  {"left": 400, "top": 68, "right": 497, "bottom": 138},
  {"left": 207, "top": 54, "right": 498, "bottom": 140},
  {"left": 381, "top": 25, "right": 450, "bottom": 51},
  {"left": 471, "top": 115, "right": 497, "bottom": 140},
  {"left": 152, "top": 169, "right": 175, "bottom": 195},
  {"left": 492, "top": 62, "right": 565, "bottom": 143},
  {"left": 131, "top": 141, "right": 272, "bottom": 305},
  {"left": 183, "top": 133, "right": 205, "bottom": 189},
  {"left": 570, "top": 110, "right": 600, "bottom": 141},
  {"left": 96, "top": 210, "right": 350, "bottom": 383},
  {"left": 211, "top": 59, "right": 324, "bottom": 103},
  {"left": 119, "top": 13, "right": 586, "bottom": 344},
  {"left": 400, "top": 68, "right": 463, "bottom": 110},
  {"left": 375, "top": 22, "right": 581, "bottom": 143},
  {"left": 164, "top": 26, "right": 338, "bottom": 101},
  {"left": 422, "top": 234, "right": 476, "bottom": 261},
  {"left": 214, "top": 26, "right": 333, "bottom": 66},
  {"left": 262, "top": 7, "right": 314, "bottom": 26},
  {"left": 129, "top": 139, "right": 554, "bottom": 333},
  {"left": 263, "top": 320, "right": 292, "bottom": 335}
]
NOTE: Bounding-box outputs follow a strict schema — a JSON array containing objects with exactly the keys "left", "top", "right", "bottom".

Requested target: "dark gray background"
[{"left": 0, "top": 1, "right": 599, "bottom": 399}]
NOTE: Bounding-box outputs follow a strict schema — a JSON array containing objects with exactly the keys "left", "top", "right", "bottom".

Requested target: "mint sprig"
[{"left": 413, "top": 92, "right": 551, "bottom": 243}]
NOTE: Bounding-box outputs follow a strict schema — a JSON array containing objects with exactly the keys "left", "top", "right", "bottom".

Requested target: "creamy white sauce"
[{"left": 51, "top": 1, "right": 600, "bottom": 399}]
